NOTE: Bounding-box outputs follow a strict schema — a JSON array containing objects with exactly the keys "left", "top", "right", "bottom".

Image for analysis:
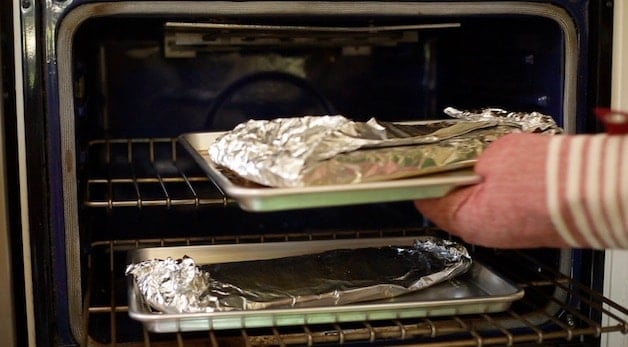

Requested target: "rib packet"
[
  {"left": 125, "top": 238, "right": 471, "bottom": 313},
  {"left": 208, "top": 107, "right": 562, "bottom": 188}
]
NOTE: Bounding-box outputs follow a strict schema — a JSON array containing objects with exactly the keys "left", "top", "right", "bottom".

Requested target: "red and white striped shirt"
[{"left": 547, "top": 134, "right": 628, "bottom": 249}]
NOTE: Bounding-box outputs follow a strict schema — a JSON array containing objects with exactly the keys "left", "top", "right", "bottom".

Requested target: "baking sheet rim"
[{"left": 128, "top": 278, "right": 523, "bottom": 321}]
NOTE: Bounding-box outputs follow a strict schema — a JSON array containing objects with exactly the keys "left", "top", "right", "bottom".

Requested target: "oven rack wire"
[
  {"left": 84, "top": 231, "right": 628, "bottom": 347},
  {"left": 84, "top": 137, "right": 233, "bottom": 209}
]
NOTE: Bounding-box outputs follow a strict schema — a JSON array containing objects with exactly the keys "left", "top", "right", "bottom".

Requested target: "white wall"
[{"left": 602, "top": 2, "right": 628, "bottom": 346}]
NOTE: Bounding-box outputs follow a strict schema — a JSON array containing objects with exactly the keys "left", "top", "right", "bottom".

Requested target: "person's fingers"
[
  {"left": 414, "top": 184, "right": 479, "bottom": 237},
  {"left": 416, "top": 133, "right": 569, "bottom": 249}
]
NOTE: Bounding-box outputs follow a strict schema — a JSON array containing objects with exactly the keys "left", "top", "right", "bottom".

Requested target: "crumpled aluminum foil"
[
  {"left": 443, "top": 107, "right": 561, "bottom": 133},
  {"left": 126, "top": 238, "right": 471, "bottom": 313},
  {"left": 208, "top": 107, "right": 562, "bottom": 188},
  {"left": 125, "top": 257, "right": 215, "bottom": 314}
]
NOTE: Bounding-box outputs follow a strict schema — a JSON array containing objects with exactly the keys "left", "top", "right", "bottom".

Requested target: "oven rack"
[
  {"left": 84, "top": 138, "right": 234, "bottom": 209},
  {"left": 84, "top": 230, "right": 628, "bottom": 347}
]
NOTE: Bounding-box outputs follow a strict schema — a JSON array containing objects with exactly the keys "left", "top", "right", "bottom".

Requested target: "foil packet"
[
  {"left": 208, "top": 107, "right": 562, "bottom": 188},
  {"left": 126, "top": 238, "right": 471, "bottom": 314}
]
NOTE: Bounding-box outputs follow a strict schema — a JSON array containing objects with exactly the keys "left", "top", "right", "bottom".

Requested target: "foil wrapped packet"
[
  {"left": 126, "top": 238, "right": 471, "bottom": 313},
  {"left": 208, "top": 107, "right": 562, "bottom": 188}
]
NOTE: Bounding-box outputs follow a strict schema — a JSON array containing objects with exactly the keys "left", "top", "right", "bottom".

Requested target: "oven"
[{"left": 2, "top": 0, "right": 628, "bottom": 346}]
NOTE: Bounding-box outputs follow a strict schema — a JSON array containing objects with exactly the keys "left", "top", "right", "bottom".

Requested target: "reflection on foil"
[
  {"left": 443, "top": 107, "right": 561, "bottom": 133},
  {"left": 126, "top": 238, "right": 471, "bottom": 313},
  {"left": 208, "top": 107, "right": 562, "bottom": 187}
]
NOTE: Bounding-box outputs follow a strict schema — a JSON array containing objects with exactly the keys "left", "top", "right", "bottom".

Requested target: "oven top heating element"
[{"left": 163, "top": 22, "right": 461, "bottom": 58}]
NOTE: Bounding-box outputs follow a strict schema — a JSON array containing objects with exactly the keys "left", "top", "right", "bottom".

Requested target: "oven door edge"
[{"left": 10, "top": 0, "right": 37, "bottom": 345}]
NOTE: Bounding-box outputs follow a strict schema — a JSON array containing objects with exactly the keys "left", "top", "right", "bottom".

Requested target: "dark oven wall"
[
  {"left": 73, "top": 16, "right": 566, "bottom": 139},
  {"left": 17, "top": 1, "right": 623, "bottom": 346}
]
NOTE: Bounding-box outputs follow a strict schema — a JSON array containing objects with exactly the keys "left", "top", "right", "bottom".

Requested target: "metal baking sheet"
[
  {"left": 179, "top": 130, "right": 481, "bottom": 212},
  {"left": 127, "top": 237, "right": 524, "bottom": 333}
]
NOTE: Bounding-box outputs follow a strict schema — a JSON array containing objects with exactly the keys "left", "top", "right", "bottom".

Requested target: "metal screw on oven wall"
[
  {"left": 565, "top": 314, "right": 576, "bottom": 327},
  {"left": 536, "top": 96, "right": 549, "bottom": 107},
  {"left": 21, "top": 0, "right": 30, "bottom": 9}
]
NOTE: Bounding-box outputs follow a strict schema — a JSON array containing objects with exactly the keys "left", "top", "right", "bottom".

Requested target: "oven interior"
[{"left": 60, "top": 10, "right": 627, "bottom": 346}]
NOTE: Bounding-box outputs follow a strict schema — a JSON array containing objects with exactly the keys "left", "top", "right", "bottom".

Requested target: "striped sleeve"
[{"left": 546, "top": 134, "right": 628, "bottom": 249}]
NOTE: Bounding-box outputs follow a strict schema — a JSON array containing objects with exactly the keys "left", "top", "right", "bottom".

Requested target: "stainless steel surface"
[
  {"left": 180, "top": 131, "right": 481, "bottom": 211},
  {"left": 126, "top": 237, "right": 522, "bottom": 333},
  {"left": 12, "top": 0, "right": 36, "bottom": 344},
  {"left": 0, "top": 14, "right": 16, "bottom": 345}
]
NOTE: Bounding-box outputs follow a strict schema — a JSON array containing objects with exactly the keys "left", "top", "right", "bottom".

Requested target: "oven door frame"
[
  {"left": 54, "top": 3, "right": 583, "bottom": 342},
  {"left": 13, "top": 0, "right": 619, "bottom": 346},
  {"left": 0, "top": 3, "right": 17, "bottom": 345}
]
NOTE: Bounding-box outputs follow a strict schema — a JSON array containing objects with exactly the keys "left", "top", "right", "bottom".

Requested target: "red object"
[{"left": 594, "top": 108, "right": 628, "bottom": 134}]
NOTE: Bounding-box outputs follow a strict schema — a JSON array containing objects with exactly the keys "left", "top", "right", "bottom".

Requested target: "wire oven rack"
[
  {"left": 84, "top": 138, "right": 234, "bottom": 209},
  {"left": 81, "top": 138, "right": 628, "bottom": 346},
  {"left": 85, "top": 232, "right": 628, "bottom": 347}
]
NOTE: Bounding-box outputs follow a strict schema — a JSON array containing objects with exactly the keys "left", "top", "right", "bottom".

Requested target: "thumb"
[{"left": 414, "top": 184, "right": 481, "bottom": 235}]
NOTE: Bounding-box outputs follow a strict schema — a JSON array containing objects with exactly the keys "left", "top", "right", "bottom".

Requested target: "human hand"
[{"left": 414, "top": 133, "right": 571, "bottom": 249}]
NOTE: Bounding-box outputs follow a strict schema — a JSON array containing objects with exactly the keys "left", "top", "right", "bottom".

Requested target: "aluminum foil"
[
  {"left": 443, "top": 107, "right": 562, "bottom": 134},
  {"left": 126, "top": 238, "right": 471, "bottom": 313},
  {"left": 208, "top": 107, "right": 562, "bottom": 187}
]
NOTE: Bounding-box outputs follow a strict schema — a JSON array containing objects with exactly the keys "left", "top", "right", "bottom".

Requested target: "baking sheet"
[
  {"left": 179, "top": 128, "right": 481, "bottom": 212},
  {"left": 127, "top": 237, "right": 524, "bottom": 333}
]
